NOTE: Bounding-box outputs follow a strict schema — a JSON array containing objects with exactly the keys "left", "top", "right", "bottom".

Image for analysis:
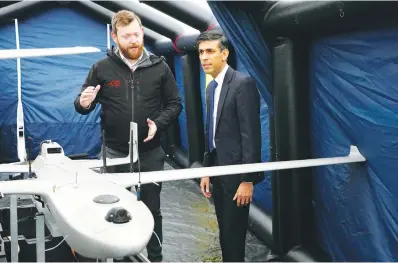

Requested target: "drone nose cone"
[{"left": 105, "top": 207, "right": 132, "bottom": 224}]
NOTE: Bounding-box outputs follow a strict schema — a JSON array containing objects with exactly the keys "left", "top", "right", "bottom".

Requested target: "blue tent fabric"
[
  {"left": 207, "top": 1, "right": 273, "bottom": 214},
  {"left": 199, "top": 65, "right": 207, "bottom": 127},
  {"left": 1, "top": 7, "right": 108, "bottom": 160},
  {"left": 20, "top": 7, "right": 106, "bottom": 159},
  {"left": 207, "top": 2, "right": 272, "bottom": 108},
  {"left": 174, "top": 54, "right": 188, "bottom": 152},
  {"left": 310, "top": 29, "right": 398, "bottom": 261},
  {"left": 0, "top": 23, "right": 18, "bottom": 163},
  {"left": 235, "top": 57, "right": 272, "bottom": 213}
]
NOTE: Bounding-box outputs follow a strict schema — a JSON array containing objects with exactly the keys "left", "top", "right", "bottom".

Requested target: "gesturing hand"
[
  {"left": 143, "top": 118, "right": 157, "bottom": 142},
  {"left": 80, "top": 85, "right": 101, "bottom": 108},
  {"left": 233, "top": 182, "right": 253, "bottom": 207}
]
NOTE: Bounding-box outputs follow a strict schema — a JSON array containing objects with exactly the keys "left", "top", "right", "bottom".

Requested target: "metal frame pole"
[{"left": 36, "top": 212, "right": 45, "bottom": 262}]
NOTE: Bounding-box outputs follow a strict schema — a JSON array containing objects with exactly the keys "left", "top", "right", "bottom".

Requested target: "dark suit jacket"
[{"left": 203, "top": 66, "right": 264, "bottom": 191}]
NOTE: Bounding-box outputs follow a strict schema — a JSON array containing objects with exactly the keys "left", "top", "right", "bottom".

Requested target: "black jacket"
[
  {"left": 74, "top": 47, "right": 182, "bottom": 154},
  {"left": 203, "top": 66, "right": 264, "bottom": 191}
]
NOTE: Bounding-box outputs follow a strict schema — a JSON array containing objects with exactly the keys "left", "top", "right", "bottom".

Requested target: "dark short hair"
[{"left": 196, "top": 28, "right": 229, "bottom": 51}]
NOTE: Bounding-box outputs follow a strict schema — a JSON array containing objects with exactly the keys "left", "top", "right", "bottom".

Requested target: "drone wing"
[
  {"left": 0, "top": 164, "right": 30, "bottom": 173},
  {"left": 0, "top": 46, "right": 100, "bottom": 60},
  {"left": 104, "top": 145, "right": 366, "bottom": 187},
  {"left": 0, "top": 179, "right": 52, "bottom": 198}
]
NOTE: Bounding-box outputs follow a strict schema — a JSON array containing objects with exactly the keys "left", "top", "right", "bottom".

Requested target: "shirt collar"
[
  {"left": 119, "top": 48, "right": 146, "bottom": 69},
  {"left": 214, "top": 64, "right": 229, "bottom": 84}
]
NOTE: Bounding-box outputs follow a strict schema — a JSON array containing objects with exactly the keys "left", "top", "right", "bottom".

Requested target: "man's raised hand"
[{"left": 80, "top": 85, "right": 101, "bottom": 109}]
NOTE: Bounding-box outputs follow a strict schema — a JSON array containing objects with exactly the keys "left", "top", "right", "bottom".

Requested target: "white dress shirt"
[{"left": 211, "top": 64, "right": 229, "bottom": 149}]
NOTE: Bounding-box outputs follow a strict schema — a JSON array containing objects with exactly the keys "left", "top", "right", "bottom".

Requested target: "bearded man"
[{"left": 74, "top": 10, "right": 182, "bottom": 262}]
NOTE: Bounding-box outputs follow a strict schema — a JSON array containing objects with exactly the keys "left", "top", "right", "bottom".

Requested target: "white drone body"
[
  {"left": 0, "top": 129, "right": 150, "bottom": 259},
  {"left": 28, "top": 140, "right": 150, "bottom": 259},
  {"left": 0, "top": 46, "right": 368, "bottom": 260}
]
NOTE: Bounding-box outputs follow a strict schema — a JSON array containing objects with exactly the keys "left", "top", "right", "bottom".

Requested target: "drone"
[{"left": 0, "top": 46, "right": 367, "bottom": 261}]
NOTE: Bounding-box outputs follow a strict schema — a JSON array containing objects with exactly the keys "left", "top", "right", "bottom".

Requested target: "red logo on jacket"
[{"left": 108, "top": 80, "right": 120, "bottom": 87}]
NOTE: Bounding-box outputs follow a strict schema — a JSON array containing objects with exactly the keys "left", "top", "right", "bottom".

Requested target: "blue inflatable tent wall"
[
  {"left": 310, "top": 29, "right": 398, "bottom": 261},
  {"left": 261, "top": 1, "right": 398, "bottom": 261}
]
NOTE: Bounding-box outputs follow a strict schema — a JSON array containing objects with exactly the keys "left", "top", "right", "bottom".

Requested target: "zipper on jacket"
[
  {"left": 130, "top": 72, "right": 135, "bottom": 122},
  {"left": 126, "top": 78, "right": 130, "bottom": 100},
  {"left": 124, "top": 70, "right": 134, "bottom": 100},
  {"left": 126, "top": 79, "right": 131, "bottom": 100}
]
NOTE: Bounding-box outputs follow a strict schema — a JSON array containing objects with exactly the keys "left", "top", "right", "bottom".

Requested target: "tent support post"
[{"left": 107, "top": 24, "right": 110, "bottom": 50}]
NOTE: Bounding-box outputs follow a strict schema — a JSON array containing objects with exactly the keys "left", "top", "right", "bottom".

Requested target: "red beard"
[{"left": 120, "top": 43, "right": 144, "bottom": 60}]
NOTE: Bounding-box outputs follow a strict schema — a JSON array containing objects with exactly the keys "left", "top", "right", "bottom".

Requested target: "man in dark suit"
[{"left": 197, "top": 28, "right": 264, "bottom": 262}]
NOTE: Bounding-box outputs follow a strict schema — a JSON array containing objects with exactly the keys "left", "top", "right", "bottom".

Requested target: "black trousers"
[
  {"left": 100, "top": 146, "right": 165, "bottom": 262},
  {"left": 210, "top": 151, "right": 249, "bottom": 262}
]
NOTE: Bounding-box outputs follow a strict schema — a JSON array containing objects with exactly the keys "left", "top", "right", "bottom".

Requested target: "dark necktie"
[{"left": 207, "top": 79, "right": 218, "bottom": 153}]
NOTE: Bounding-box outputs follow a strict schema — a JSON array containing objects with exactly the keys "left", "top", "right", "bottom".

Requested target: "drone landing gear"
[
  {"left": 33, "top": 195, "right": 45, "bottom": 208},
  {"left": 3, "top": 196, "right": 45, "bottom": 262}
]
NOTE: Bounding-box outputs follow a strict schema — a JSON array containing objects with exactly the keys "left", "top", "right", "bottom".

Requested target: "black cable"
[
  {"left": 101, "top": 129, "right": 107, "bottom": 173},
  {"left": 130, "top": 70, "right": 142, "bottom": 201}
]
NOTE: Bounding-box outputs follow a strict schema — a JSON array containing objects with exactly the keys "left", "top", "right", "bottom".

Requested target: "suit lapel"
[
  {"left": 205, "top": 85, "right": 211, "bottom": 151},
  {"left": 215, "top": 67, "right": 233, "bottom": 132}
]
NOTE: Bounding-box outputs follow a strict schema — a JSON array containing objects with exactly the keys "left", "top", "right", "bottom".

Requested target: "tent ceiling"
[
  {"left": 93, "top": 0, "right": 200, "bottom": 39},
  {"left": 75, "top": 0, "right": 168, "bottom": 45},
  {"left": 0, "top": 0, "right": 218, "bottom": 54},
  {"left": 141, "top": 0, "right": 217, "bottom": 31},
  {"left": 262, "top": 0, "right": 398, "bottom": 38}
]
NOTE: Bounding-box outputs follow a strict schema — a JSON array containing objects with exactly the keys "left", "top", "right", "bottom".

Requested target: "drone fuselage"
[{"left": 19, "top": 141, "right": 154, "bottom": 259}]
